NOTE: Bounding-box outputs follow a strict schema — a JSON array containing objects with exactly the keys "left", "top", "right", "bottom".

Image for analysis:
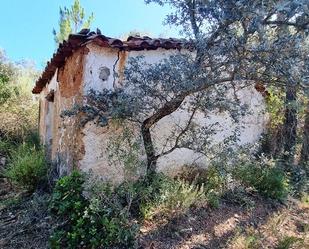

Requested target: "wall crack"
[{"left": 112, "top": 50, "right": 121, "bottom": 88}]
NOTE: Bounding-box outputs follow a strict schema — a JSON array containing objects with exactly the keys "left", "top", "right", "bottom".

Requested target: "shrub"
[
  {"left": 206, "top": 190, "right": 220, "bottom": 209},
  {"left": 177, "top": 165, "right": 227, "bottom": 209},
  {"left": 177, "top": 165, "right": 226, "bottom": 192},
  {"left": 50, "top": 171, "right": 137, "bottom": 249},
  {"left": 131, "top": 174, "right": 207, "bottom": 220},
  {"left": 0, "top": 139, "right": 15, "bottom": 157},
  {"left": 49, "top": 171, "right": 86, "bottom": 217},
  {"left": 204, "top": 166, "right": 226, "bottom": 194},
  {"left": 5, "top": 143, "right": 46, "bottom": 190},
  {"left": 0, "top": 62, "right": 39, "bottom": 142},
  {"left": 233, "top": 159, "right": 289, "bottom": 200}
]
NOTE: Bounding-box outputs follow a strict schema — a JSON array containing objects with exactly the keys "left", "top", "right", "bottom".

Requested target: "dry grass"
[
  {"left": 0, "top": 178, "right": 51, "bottom": 249},
  {"left": 138, "top": 194, "right": 309, "bottom": 249}
]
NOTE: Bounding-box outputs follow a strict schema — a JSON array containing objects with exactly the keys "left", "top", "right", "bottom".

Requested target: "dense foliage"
[
  {"left": 233, "top": 160, "right": 289, "bottom": 200},
  {"left": 0, "top": 49, "right": 43, "bottom": 193},
  {"left": 49, "top": 171, "right": 137, "bottom": 249},
  {"left": 4, "top": 142, "right": 46, "bottom": 191},
  {"left": 66, "top": 0, "right": 309, "bottom": 179},
  {"left": 48, "top": 155, "right": 295, "bottom": 248},
  {"left": 118, "top": 173, "right": 208, "bottom": 220},
  {"left": 0, "top": 52, "right": 39, "bottom": 142}
]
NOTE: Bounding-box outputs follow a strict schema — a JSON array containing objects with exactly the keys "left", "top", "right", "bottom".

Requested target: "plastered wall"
[
  {"left": 39, "top": 47, "right": 88, "bottom": 175},
  {"left": 79, "top": 44, "right": 267, "bottom": 182},
  {"left": 39, "top": 43, "right": 267, "bottom": 182}
]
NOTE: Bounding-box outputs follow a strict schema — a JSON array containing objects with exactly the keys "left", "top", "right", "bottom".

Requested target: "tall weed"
[
  {"left": 126, "top": 174, "right": 207, "bottom": 220},
  {"left": 233, "top": 158, "right": 289, "bottom": 200},
  {"left": 5, "top": 143, "right": 46, "bottom": 190}
]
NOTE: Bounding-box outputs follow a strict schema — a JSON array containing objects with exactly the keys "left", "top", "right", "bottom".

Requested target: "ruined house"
[{"left": 33, "top": 30, "right": 267, "bottom": 184}]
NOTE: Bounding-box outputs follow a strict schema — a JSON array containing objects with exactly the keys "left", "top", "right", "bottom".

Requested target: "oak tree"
[{"left": 71, "top": 0, "right": 309, "bottom": 177}]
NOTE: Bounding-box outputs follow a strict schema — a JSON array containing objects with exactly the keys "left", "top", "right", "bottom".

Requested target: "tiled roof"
[{"left": 32, "top": 29, "right": 187, "bottom": 94}]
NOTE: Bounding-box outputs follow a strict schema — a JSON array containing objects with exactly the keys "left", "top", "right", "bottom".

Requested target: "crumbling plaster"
[
  {"left": 39, "top": 42, "right": 267, "bottom": 182},
  {"left": 78, "top": 43, "right": 267, "bottom": 181},
  {"left": 39, "top": 47, "right": 88, "bottom": 174}
]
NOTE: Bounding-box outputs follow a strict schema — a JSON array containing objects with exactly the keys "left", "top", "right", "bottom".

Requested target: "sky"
[{"left": 0, "top": 0, "right": 178, "bottom": 69}]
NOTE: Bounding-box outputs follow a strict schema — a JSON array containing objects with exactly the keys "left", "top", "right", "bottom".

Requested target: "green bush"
[
  {"left": 233, "top": 160, "right": 289, "bottom": 200},
  {"left": 5, "top": 143, "right": 46, "bottom": 190},
  {"left": 177, "top": 165, "right": 226, "bottom": 192},
  {"left": 127, "top": 174, "right": 206, "bottom": 220},
  {"left": 177, "top": 165, "right": 226, "bottom": 209},
  {"left": 0, "top": 139, "right": 15, "bottom": 157},
  {"left": 0, "top": 61, "right": 39, "bottom": 142},
  {"left": 49, "top": 171, "right": 137, "bottom": 249},
  {"left": 206, "top": 190, "right": 220, "bottom": 209},
  {"left": 204, "top": 166, "right": 225, "bottom": 191},
  {"left": 49, "top": 171, "right": 85, "bottom": 217}
]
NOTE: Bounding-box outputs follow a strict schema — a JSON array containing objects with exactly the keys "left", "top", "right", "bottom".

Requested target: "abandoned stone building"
[{"left": 33, "top": 30, "right": 267, "bottom": 184}]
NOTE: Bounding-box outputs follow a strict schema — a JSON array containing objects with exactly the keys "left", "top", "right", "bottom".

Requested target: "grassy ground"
[
  {"left": 138, "top": 194, "right": 309, "bottom": 249},
  {"left": 1, "top": 176, "right": 308, "bottom": 249}
]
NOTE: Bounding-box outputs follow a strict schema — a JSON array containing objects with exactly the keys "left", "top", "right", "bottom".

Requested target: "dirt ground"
[
  {"left": 0, "top": 177, "right": 51, "bottom": 249},
  {"left": 138, "top": 193, "right": 309, "bottom": 249}
]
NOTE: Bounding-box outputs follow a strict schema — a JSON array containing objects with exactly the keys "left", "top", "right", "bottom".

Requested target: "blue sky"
[{"left": 0, "top": 0, "right": 178, "bottom": 68}]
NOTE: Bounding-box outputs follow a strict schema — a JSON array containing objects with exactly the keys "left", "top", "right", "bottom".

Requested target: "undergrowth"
[
  {"left": 49, "top": 171, "right": 137, "bottom": 249},
  {"left": 43, "top": 153, "right": 299, "bottom": 248},
  {"left": 4, "top": 142, "right": 46, "bottom": 191},
  {"left": 135, "top": 174, "right": 207, "bottom": 220},
  {"left": 232, "top": 157, "right": 289, "bottom": 201}
]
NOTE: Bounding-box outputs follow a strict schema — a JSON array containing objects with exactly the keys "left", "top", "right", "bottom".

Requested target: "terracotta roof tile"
[{"left": 32, "top": 29, "right": 188, "bottom": 94}]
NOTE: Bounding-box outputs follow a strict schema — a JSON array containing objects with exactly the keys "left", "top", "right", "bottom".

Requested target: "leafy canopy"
[{"left": 67, "top": 0, "right": 309, "bottom": 176}]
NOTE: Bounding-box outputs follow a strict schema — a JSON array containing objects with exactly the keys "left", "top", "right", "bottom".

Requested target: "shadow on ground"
[{"left": 138, "top": 193, "right": 308, "bottom": 249}]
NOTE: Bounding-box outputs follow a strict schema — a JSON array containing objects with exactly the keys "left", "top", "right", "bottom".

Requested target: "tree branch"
[
  {"left": 158, "top": 97, "right": 200, "bottom": 158},
  {"left": 263, "top": 20, "right": 309, "bottom": 30}
]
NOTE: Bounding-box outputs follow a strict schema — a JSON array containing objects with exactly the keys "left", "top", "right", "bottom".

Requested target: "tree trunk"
[
  {"left": 300, "top": 100, "right": 309, "bottom": 164},
  {"left": 141, "top": 93, "right": 188, "bottom": 177},
  {"left": 141, "top": 123, "right": 157, "bottom": 177},
  {"left": 283, "top": 85, "right": 297, "bottom": 159}
]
